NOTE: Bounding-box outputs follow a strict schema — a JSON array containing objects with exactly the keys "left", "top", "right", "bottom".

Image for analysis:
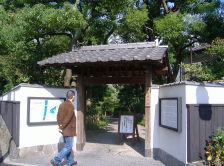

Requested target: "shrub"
[
  {"left": 86, "top": 115, "right": 108, "bottom": 130},
  {"left": 138, "top": 119, "right": 145, "bottom": 126},
  {"left": 205, "top": 128, "right": 224, "bottom": 166}
]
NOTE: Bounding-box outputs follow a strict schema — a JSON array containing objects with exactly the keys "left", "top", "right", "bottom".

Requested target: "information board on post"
[
  {"left": 159, "top": 98, "right": 182, "bottom": 132},
  {"left": 27, "top": 97, "right": 65, "bottom": 125}
]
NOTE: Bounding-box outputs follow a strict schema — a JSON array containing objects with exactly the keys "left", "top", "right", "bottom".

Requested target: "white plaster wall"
[
  {"left": 186, "top": 85, "right": 224, "bottom": 104},
  {"left": 150, "top": 87, "right": 159, "bottom": 149},
  {"left": 1, "top": 85, "right": 77, "bottom": 149},
  {"left": 1, "top": 87, "right": 19, "bottom": 101},
  {"left": 152, "top": 85, "right": 187, "bottom": 164}
]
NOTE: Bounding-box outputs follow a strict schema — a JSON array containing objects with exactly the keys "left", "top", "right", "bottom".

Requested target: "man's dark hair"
[{"left": 66, "top": 90, "right": 75, "bottom": 99}]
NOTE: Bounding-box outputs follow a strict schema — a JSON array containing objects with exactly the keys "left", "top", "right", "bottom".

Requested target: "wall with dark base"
[{"left": 153, "top": 148, "right": 185, "bottom": 166}]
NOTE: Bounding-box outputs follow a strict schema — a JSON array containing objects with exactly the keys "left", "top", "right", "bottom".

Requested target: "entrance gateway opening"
[{"left": 38, "top": 41, "right": 168, "bottom": 157}]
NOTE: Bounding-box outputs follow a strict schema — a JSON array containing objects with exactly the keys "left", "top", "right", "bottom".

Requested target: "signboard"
[
  {"left": 27, "top": 97, "right": 65, "bottom": 125},
  {"left": 159, "top": 98, "right": 182, "bottom": 132},
  {"left": 119, "top": 115, "right": 135, "bottom": 134}
]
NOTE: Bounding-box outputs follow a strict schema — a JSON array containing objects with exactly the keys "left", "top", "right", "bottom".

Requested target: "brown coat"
[{"left": 57, "top": 100, "right": 76, "bottom": 136}]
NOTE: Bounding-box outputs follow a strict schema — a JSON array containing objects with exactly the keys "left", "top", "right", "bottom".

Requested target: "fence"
[
  {"left": 187, "top": 104, "right": 224, "bottom": 162},
  {"left": 0, "top": 101, "right": 20, "bottom": 147}
]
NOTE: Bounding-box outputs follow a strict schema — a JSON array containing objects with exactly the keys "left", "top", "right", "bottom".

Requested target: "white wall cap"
[{"left": 160, "top": 81, "right": 224, "bottom": 88}]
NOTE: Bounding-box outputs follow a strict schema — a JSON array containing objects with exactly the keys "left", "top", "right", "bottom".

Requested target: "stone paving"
[{"left": 2, "top": 119, "right": 165, "bottom": 166}]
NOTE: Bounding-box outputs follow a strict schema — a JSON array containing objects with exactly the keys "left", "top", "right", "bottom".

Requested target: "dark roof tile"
[{"left": 38, "top": 42, "right": 168, "bottom": 66}]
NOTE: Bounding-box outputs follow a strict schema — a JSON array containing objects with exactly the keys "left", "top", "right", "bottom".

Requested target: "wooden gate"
[{"left": 187, "top": 104, "right": 224, "bottom": 162}]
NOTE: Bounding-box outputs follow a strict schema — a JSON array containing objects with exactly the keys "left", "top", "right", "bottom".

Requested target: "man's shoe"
[
  {"left": 50, "top": 159, "right": 59, "bottom": 166},
  {"left": 68, "top": 161, "right": 78, "bottom": 166}
]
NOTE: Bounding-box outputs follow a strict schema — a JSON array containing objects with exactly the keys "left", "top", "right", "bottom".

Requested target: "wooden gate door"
[{"left": 187, "top": 104, "right": 224, "bottom": 162}]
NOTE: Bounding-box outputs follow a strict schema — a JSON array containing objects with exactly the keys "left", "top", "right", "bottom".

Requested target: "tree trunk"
[
  {"left": 169, "top": 48, "right": 183, "bottom": 82},
  {"left": 161, "top": 0, "right": 169, "bottom": 14},
  {"left": 64, "top": 68, "right": 72, "bottom": 86}
]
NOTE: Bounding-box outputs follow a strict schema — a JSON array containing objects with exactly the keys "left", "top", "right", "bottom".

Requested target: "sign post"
[{"left": 117, "top": 114, "right": 139, "bottom": 145}]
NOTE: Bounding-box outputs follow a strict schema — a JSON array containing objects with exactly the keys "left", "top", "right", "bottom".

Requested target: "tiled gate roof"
[{"left": 37, "top": 42, "right": 168, "bottom": 66}]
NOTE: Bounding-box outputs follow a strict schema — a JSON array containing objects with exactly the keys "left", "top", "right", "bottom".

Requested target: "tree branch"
[
  {"left": 161, "top": 0, "right": 169, "bottom": 14},
  {"left": 181, "top": 37, "right": 198, "bottom": 51},
  {"left": 74, "top": 0, "right": 80, "bottom": 9},
  {"left": 103, "top": 26, "right": 116, "bottom": 44},
  {"left": 39, "top": 32, "right": 73, "bottom": 40},
  {"left": 145, "top": 26, "right": 154, "bottom": 33}
]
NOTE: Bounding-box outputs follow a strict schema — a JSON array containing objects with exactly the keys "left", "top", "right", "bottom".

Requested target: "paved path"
[{"left": 2, "top": 118, "right": 165, "bottom": 166}]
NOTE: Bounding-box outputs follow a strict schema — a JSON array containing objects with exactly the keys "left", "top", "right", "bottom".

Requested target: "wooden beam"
[
  {"left": 155, "top": 66, "right": 168, "bottom": 75},
  {"left": 79, "top": 68, "right": 146, "bottom": 77},
  {"left": 76, "top": 75, "right": 85, "bottom": 151},
  {"left": 145, "top": 71, "right": 152, "bottom": 157},
  {"left": 83, "top": 76, "right": 145, "bottom": 84}
]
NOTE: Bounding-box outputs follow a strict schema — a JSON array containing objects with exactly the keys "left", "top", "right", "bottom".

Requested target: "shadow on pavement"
[
  {"left": 124, "top": 137, "right": 145, "bottom": 156},
  {"left": 86, "top": 118, "right": 145, "bottom": 156}
]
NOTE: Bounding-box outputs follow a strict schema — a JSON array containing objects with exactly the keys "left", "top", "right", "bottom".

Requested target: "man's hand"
[{"left": 58, "top": 128, "right": 63, "bottom": 134}]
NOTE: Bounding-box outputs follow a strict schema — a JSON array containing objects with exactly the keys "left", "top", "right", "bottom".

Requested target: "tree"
[
  {"left": 110, "top": 0, "right": 223, "bottom": 82},
  {"left": 0, "top": 2, "right": 87, "bottom": 92},
  {"left": 116, "top": 84, "right": 145, "bottom": 114},
  {"left": 206, "top": 38, "right": 224, "bottom": 79},
  {"left": 0, "top": 0, "right": 149, "bottom": 92},
  {"left": 147, "top": 0, "right": 223, "bottom": 81},
  {"left": 85, "top": 84, "right": 118, "bottom": 128},
  {"left": 117, "top": 4, "right": 149, "bottom": 42},
  {"left": 1, "top": 0, "right": 224, "bottom": 91},
  {"left": 181, "top": 38, "right": 224, "bottom": 81},
  {"left": 154, "top": 13, "right": 206, "bottom": 81}
]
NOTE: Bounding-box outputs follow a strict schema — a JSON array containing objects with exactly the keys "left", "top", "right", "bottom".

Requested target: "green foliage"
[
  {"left": 152, "top": 0, "right": 222, "bottom": 81},
  {"left": 1, "top": 0, "right": 147, "bottom": 92},
  {"left": 181, "top": 63, "right": 215, "bottom": 81},
  {"left": 0, "top": 2, "right": 86, "bottom": 92},
  {"left": 181, "top": 38, "right": 224, "bottom": 81},
  {"left": 86, "top": 85, "right": 118, "bottom": 120},
  {"left": 85, "top": 84, "right": 145, "bottom": 126},
  {"left": 183, "top": 0, "right": 221, "bottom": 14},
  {"left": 1, "top": 0, "right": 224, "bottom": 92},
  {"left": 206, "top": 38, "right": 224, "bottom": 79},
  {"left": 118, "top": 5, "right": 149, "bottom": 42},
  {"left": 154, "top": 13, "right": 206, "bottom": 46},
  {"left": 116, "top": 84, "right": 144, "bottom": 116},
  {"left": 17, "top": 3, "right": 86, "bottom": 38},
  {"left": 86, "top": 118, "right": 108, "bottom": 130},
  {"left": 138, "top": 119, "right": 145, "bottom": 126},
  {"left": 154, "top": 14, "right": 185, "bottom": 45},
  {"left": 205, "top": 128, "right": 224, "bottom": 165},
  {"left": 80, "top": 0, "right": 135, "bottom": 45}
]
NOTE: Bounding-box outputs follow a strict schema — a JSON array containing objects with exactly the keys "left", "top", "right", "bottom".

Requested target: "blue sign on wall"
[{"left": 27, "top": 97, "right": 65, "bottom": 125}]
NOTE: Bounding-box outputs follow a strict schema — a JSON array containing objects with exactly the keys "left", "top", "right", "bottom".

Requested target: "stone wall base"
[
  {"left": 153, "top": 148, "right": 186, "bottom": 166},
  {"left": 153, "top": 148, "right": 206, "bottom": 166},
  {"left": 7, "top": 143, "right": 76, "bottom": 159},
  {"left": 18, "top": 143, "right": 60, "bottom": 158},
  {"left": 1, "top": 115, "right": 77, "bottom": 160}
]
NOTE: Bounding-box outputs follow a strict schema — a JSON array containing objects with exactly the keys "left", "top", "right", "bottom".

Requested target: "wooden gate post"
[
  {"left": 145, "top": 70, "right": 152, "bottom": 157},
  {"left": 76, "top": 75, "right": 85, "bottom": 151}
]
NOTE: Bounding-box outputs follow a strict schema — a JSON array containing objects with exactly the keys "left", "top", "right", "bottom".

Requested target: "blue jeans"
[{"left": 54, "top": 136, "right": 75, "bottom": 165}]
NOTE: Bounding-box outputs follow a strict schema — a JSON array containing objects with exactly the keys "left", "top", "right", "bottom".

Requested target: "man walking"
[{"left": 51, "top": 90, "right": 77, "bottom": 166}]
